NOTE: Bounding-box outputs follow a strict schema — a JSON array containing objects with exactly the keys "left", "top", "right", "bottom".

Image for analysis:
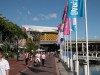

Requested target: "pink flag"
[
  {"left": 56, "top": 31, "right": 61, "bottom": 45},
  {"left": 60, "top": 23, "right": 64, "bottom": 32},
  {"left": 63, "top": 18, "right": 70, "bottom": 35},
  {"left": 62, "top": 2, "right": 68, "bottom": 23},
  {"left": 56, "top": 31, "right": 64, "bottom": 45},
  {"left": 57, "top": 23, "right": 64, "bottom": 32},
  {"left": 57, "top": 23, "right": 62, "bottom": 31}
]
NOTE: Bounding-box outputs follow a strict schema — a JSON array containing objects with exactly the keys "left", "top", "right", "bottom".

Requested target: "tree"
[
  {"left": 0, "top": 16, "right": 28, "bottom": 41},
  {"left": 25, "top": 38, "right": 38, "bottom": 52}
]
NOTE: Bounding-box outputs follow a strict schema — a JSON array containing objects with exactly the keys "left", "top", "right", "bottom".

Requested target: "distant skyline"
[{"left": 0, "top": 0, "right": 100, "bottom": 40}]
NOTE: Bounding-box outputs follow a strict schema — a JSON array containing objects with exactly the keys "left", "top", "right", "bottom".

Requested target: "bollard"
[
  {"left": 67, "top": 57, "right": 70, "bottom": 68},
  {"left": 64, "top": 56, "right": 67, "bottom": 64},
  {"left": 73, "top": 60, "right": 75, "bottom": 72},
  {"left": 70, "top": 58, "right": 73, "bottom": 72},
  {"left": 83, "top": 61, "right": 87, "bottom": 75},
  {"left": 65, "top": 56, "right": 68, "bottom": 65},
  {"left": 75, "top": 60, "right": 79, "bottom": 75}
]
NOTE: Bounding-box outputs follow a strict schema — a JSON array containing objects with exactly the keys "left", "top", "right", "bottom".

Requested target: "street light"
[{"left": 15, "top": 36, "right": 19, "bottom": 61}]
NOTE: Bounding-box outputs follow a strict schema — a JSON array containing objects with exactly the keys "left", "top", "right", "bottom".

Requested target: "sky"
[{"left": 0, "top": 0, "right": 100, "bottom": 40}]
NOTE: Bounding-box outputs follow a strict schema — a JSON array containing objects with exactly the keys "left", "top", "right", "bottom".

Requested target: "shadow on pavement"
[
  {"left": 27, "top": 66, "right": 57, "bottom": 75},
  {"left": 28, "top": 66, "right": 47, "bottom": 73},
  {"left": 19, "top": 72, "right": 28, "bottom": 75},
  {"left": 43, "top": 65, "right": 53, "bottom": 68}
]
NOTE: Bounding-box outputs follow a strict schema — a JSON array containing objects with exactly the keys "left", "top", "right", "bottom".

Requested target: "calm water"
[
  {"left": 80, "top": 64, "right": 100, "bottom": 75},
  {"left": 62, "top": 51, "right": 100, "bottom": 75}
]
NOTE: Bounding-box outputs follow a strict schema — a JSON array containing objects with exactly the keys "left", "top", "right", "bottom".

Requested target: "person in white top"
[
  {"left": 35, "top": 52, "right": 41, "bottom": 62},
  {"left": 0, "top": 49, "right": 10, "bottom": 75}
]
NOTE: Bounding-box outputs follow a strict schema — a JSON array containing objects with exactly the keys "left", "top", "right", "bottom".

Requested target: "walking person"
[
  {"left": 41, "top": 52, "right": 46, "bottom": 66},
  {"left": 24, "top": 51, "right": 29, "bottom": 65},
  {"left": 34, "top": 52, "right": 41, "bottom": 66},
  {"left": 0, "top": 49, "right": 10, "bottom": 75}
]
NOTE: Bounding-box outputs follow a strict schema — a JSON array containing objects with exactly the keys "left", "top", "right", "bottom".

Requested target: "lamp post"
[
  {"left": 16, "top": 38, "right": 18, "bottom": 61},
  {"left": 15, "top": 36, "right": 19, "bottom": 61}
]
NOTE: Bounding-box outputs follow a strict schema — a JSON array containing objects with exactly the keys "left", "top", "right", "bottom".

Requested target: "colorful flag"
[
  {"left": 72, "top": 18, "right": 76, "bottom": 31},
  {"left": 57, "top": 23, "right": 62, "bottom": 31},
  {"left": 56, "top": 31, "right": 64, "bottom": 45},
  {"left": 60, "top": 23, "right": 64, "bottom": 32},
  {"left": 57, "top": 23, "right": 64, "bottom": 32},
  {"left": 62, "top": 2, "right": 68, "bottom": 23},
  {"left": 63, "top": 18, "right": 70, "bottom": 35},
  {"left": 56, "top": 31, "right": 61, "bottom": 45},
  {"left": 67, "top": 0, "right": 84, "bottom": 18}
]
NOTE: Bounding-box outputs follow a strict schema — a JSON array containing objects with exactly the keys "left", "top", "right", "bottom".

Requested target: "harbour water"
[
  {"left": 80, "top": 64, "right": 100, "bottom": 75},
  {"left": 62, "top": 51, "right": 100, "bottom": 75}
]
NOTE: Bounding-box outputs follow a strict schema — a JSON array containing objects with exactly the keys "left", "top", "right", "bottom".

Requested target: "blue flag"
[
  {"left": 72, "top": 18, "right": 76, "bottom": 31},
  {"left": 67, "top": 0, "right": 84, "bottom": 18},
  {"left": 72, "top": 25, "right": 76, "bottom": 31}
]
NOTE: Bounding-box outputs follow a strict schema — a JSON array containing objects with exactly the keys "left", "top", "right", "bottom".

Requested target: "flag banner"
[
  {"left": 63, "top": 18, "right": 70, "bottom": 35},
  {"left": 60, "top": 37, "right": 64, "bottom": 42},
  {"left": 57, "top": 23, "right": 62, "bottom": 31},
  {"left": 72, "top": 25, "right": 76, "bottom": 31},
  {"left": 60, "top": 31, "right": 64, "bottom": 38},
  {"left": 60, "top": 24, "right": 64, "bottom": 32},
  {"left": 56, "top": 31, "right": 61, "bottom": 45},
  {"left": 67, "top": 0, "right": 84, "bottom": 18},
  {"left": 57, "top": 23, "right": 64, "bottom": 32},
  {"left": 72, "top": 18, "right": 76, "bottom": 31},
  {"left": 62, "top": 2, "right": 68, "bottom": 23},
  {"left": 56, "top": 31, "right": 64, "bottom": 45}
]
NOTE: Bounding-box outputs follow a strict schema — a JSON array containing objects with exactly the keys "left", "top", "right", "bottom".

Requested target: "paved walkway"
[
  {"left": 19, "top": 55, "right": 58, "bottom": 75},
  {"left": 8, "top": 55, "right": 60, "bottom": 75},
  {"left": 8, "top": 57, "right": 35, "bottom": 75},
  {"left": 8, "top": 54, "right": 70, "bottom": 75}
]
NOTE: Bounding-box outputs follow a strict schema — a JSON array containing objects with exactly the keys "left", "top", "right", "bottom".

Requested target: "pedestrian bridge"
[
  {"left": 74, "top": 51, "right": 100, "bottom": 61},
  {"left": 78, "top": 56, "right": 100, "bottom": 60}
]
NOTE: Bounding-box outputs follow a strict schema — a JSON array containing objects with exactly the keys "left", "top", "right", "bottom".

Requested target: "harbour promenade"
[{"left": 8, "top": 54, "right": 69, "bottom": 75}]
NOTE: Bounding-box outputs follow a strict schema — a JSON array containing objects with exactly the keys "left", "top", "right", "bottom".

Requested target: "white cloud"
[
  {"left": 94, "top": 36, "right": 98, "bottom": 39},
  {"left": 22, "top": 6, "right": 26, "bottom": 11},
  {"left": 27, "top": 10, "right": 31, "bottom": 15},
  {"left": 32, "top": 17, "right": 39, "bottom": 21},
  {"left": 49, "top": 13, "right": 57, "bottom": 18},
  {"left": 40, "top": 14, "right": 49, "bottom": 20},
  {"left": 32, "top": 13, "right": 57, "bottom": 22},
  {"left": 17, "top": 9, "right": 22, "bottom": 15},
  {"left": 22, "top": 6, "right": 31, "bottom": 15},
  {"left": 40, "top": 13, "right": 57, "bottom": 20}
]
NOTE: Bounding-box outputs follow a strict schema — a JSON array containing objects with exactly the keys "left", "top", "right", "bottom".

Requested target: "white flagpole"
[
  {"left": 64, "top": 35, "right": 67, "bottom": 63},
  {"left": 84, "top": 0, "right": 89, "bottom": 75},
  {"left": 59, "top": 31, "right": 64, "bottom": 61},
  {"left": 75, "top": 18, "right": 79, "bottom": 75},
  {"left": 67, "top": 35, "right": 69, "bottom": 68},
  {"left": 70, "top": 19, "right": 73, "bottom": 72}
]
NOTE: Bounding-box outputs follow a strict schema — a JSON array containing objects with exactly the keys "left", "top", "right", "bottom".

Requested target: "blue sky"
[{"left": 0, "top": 0, "right": 100, "bottom": 40}]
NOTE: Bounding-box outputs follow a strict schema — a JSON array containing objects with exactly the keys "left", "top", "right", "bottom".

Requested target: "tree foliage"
[
  {"left": 0, "top": 17, "right": 28, "bottom": 41},
  {"left": 25, "top": 38, "right": 38, "bottom": 52}
]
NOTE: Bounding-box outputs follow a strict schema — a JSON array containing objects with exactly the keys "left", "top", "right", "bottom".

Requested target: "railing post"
[
  {"left": 96, "top": 53, "right": 98, "bottom": 58},
  {"left": 92, "top": 53, "right": 94, "bottom": 57}
]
